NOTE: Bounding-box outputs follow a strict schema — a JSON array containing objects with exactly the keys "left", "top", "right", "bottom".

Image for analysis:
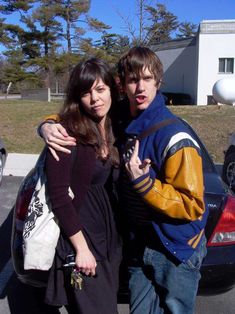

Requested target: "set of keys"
[
  {"left": 70, "top": 268, "right": 84, "bottom": 290},
  {"left": 63, "top": 254, "right": 84, "bottom": 290}
]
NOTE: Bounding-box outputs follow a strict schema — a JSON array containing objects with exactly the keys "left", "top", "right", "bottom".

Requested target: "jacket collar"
[{"left": 125, "top": 92, "right": 172, "bottom": 135}]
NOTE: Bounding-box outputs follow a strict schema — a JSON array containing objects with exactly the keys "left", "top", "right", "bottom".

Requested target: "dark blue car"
[{"left": 194, "top": 125, "right": 235, "bottom": 295}]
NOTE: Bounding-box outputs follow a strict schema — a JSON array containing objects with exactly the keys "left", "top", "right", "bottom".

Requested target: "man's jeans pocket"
[{"left": 185, "top": 235, "right": 207, "bottom": 270}]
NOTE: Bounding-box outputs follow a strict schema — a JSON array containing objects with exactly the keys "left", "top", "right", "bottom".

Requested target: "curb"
[{"left": 3, "top": 153, "right": 39, "bottom": 177}]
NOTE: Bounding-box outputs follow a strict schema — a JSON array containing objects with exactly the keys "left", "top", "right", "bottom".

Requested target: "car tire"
[
  {"left": 0, "top": 152, "right": 3, "bottom": 185},
  {"left": 222, "top": 152, "right": 235, "bottom": 191}
]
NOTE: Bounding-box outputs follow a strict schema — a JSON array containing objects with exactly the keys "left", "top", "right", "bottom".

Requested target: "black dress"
[{"left": 45, "top": 158, "right": 121, "bottom": 314}]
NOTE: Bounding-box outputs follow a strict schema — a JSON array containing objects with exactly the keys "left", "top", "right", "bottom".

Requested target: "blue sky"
[
  {"left": 87, "top": 0, "right": 235, "bottom": 38},
  {"left": 1, "top": 0, "right": 235, "bottom": 44}
]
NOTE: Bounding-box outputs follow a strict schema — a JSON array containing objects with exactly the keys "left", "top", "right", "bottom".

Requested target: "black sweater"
[{"left": 45, "top": 144, "right": 96, "bottom": 238}]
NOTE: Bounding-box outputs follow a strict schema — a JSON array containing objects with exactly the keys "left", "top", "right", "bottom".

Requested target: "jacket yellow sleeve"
[
  {"left": 44, "top": 114, "right": 59, "bottom": 122},
  {"left": 132, "top": 147, "right": 205, "bottom": 221}
]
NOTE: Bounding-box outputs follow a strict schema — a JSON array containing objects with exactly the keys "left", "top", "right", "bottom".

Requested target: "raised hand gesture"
[{"left": 125, "top": 140, "right": 151, "bottom": 180}]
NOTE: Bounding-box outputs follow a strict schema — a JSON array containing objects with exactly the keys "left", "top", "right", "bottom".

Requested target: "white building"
[{"left": 153, "top": 20, "right": 235, "bottom": 105}]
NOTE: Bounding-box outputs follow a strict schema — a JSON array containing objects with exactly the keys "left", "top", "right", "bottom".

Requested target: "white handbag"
[
  {"left": 22, "top": 171, "right": 60, "bottom": 270},
  {"left": 22, "top": 148, "right": 74, "bottom": 271}
]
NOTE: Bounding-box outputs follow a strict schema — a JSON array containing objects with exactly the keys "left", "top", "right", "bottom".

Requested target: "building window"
[{"left": 219, "top": 58, "right": 234, "bottom": 74}]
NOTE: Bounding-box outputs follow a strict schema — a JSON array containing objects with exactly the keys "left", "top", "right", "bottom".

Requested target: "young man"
[{"left": 39, "top": 47, "right": 208, "bottom": 314}]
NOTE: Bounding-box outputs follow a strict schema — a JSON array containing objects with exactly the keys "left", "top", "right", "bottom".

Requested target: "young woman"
[{"left": 44, "top": 58, "right": 121, "bottom": 314}]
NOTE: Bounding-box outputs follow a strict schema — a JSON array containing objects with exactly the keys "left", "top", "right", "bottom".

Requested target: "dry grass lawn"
[
  {"left": 0, "top": 99, "right": 60, "bottom": 154},
  {"left": 1, "top": 99, "right": 235, "bottom": 163}
]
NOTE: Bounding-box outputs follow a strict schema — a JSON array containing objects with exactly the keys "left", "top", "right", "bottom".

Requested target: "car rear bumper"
[
  {"left": 199, "top": 264, "right": 235, "bottom": 295},
  {"left": 198, "top": 244, "right": 235, "bottom": 295}
]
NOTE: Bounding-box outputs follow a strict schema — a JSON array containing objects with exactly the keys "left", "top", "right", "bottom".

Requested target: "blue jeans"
[{"left": 128, "top": 236, "right": 207, "bottom": 314}]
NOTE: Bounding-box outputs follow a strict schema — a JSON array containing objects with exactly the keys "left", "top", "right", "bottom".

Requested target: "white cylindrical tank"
[{"left": 212, "top": 77, "right": 235, "bottom": 105}]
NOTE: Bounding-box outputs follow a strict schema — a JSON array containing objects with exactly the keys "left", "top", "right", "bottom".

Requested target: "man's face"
[{"left": 124, "top": 67, "right": 158, "bottom": 117}]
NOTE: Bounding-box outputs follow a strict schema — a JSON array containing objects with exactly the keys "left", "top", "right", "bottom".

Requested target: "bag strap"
[{"left": 137, "top": 118, "right": 178, "bottom": 141}]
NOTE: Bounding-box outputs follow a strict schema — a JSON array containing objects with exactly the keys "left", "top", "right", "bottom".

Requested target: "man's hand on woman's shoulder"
[{"left": 41, "top": 122, "right": 76, "bottom": 161}]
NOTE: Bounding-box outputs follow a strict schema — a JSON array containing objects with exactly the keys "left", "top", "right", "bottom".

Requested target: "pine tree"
[
  {"left": 177, "top": 22, "right": 198, "bottom": 38},
  {"left": 145, "top": 3, "right": 179, "bottom": 44},
  {"left": 53, "top": 0, "right": 110, "bottom": 54}
]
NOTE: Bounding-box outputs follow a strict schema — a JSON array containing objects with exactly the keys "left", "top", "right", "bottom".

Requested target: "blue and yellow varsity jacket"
[{"left": 120, "top": 92, "right": 208, "bottom": 263}]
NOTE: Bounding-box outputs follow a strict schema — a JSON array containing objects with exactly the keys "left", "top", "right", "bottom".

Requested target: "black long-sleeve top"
[{"left": 45, "top": 144, "right": 96, "bottom": 238}]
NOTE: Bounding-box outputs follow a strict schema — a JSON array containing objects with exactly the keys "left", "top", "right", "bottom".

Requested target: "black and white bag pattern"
[
  {"left": 22, "top": 169, "right": 60, "bottom": 271},
  {"left": 23, "top": 189, "right": 44, "bottom": 239},
  {"left": 22, "top": 148, "right": 74, "bottom": 271}
]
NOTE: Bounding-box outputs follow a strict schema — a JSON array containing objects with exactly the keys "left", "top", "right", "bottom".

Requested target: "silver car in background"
[{"left": 0, "top": 139, "right": 7, "bottom": 185}]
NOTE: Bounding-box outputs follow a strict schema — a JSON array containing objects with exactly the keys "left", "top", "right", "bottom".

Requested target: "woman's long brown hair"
[{"left": 59, "top": 58, "right": 119, "bottom": 166}]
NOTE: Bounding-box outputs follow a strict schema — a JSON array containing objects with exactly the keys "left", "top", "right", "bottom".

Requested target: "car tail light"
[
  {"left": 15, "top": 187, "right": 34, "bottom": 221},
  {"left": 207, "top": 195, "right": 235, "bottom": 246}
]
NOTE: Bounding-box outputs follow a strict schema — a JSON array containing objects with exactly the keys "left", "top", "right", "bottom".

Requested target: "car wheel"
[
  {"left": 222, "top": 152, "right": 235, "bottom": 191},
  {"left": 0, "top": 152, "right": 3, "bottom": 185}
]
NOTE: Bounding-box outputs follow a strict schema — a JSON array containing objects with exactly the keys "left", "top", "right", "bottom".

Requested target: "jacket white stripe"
[{"left": 163, "top": 132, "right": 200, "bottom": 159}]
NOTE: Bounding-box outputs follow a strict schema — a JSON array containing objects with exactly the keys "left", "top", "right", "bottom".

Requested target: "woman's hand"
[
  {"left": 41, "top": 123, "right": 76, "bottom": 161},
  {"left": 75, "top": 248, "right": 97, "bottom": 276},
  {"left": 125, "top": 140, "right": 151, "bottom": 180},
  {"left": 70, "top": 231, "right": 97, "bottom": 276}
]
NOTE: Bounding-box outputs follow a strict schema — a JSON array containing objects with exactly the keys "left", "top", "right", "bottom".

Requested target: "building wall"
[
  {"left": 155, "top": 38, "right": 198, "bottom": 103},
  {"left": 157, "top": 44, "right": 198, "bottom": 102},
  {"left": 153, "top": 20, "right": 235, "bottom": 106},
  {"left": 197, "top": 30, "right": 235, "bottom": 105}
]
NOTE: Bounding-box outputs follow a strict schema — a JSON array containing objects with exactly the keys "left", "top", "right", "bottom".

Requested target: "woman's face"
[{"left": 80, "top": 78, "right": 112, "bottom": 125}]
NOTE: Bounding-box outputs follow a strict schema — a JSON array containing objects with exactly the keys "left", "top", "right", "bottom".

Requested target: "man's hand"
[
  {"left": 41, "top": 123, "right": 76, "bottom": 161},
  {"left": 125, "top": 140, "right": 151, "bottom": 180}
]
